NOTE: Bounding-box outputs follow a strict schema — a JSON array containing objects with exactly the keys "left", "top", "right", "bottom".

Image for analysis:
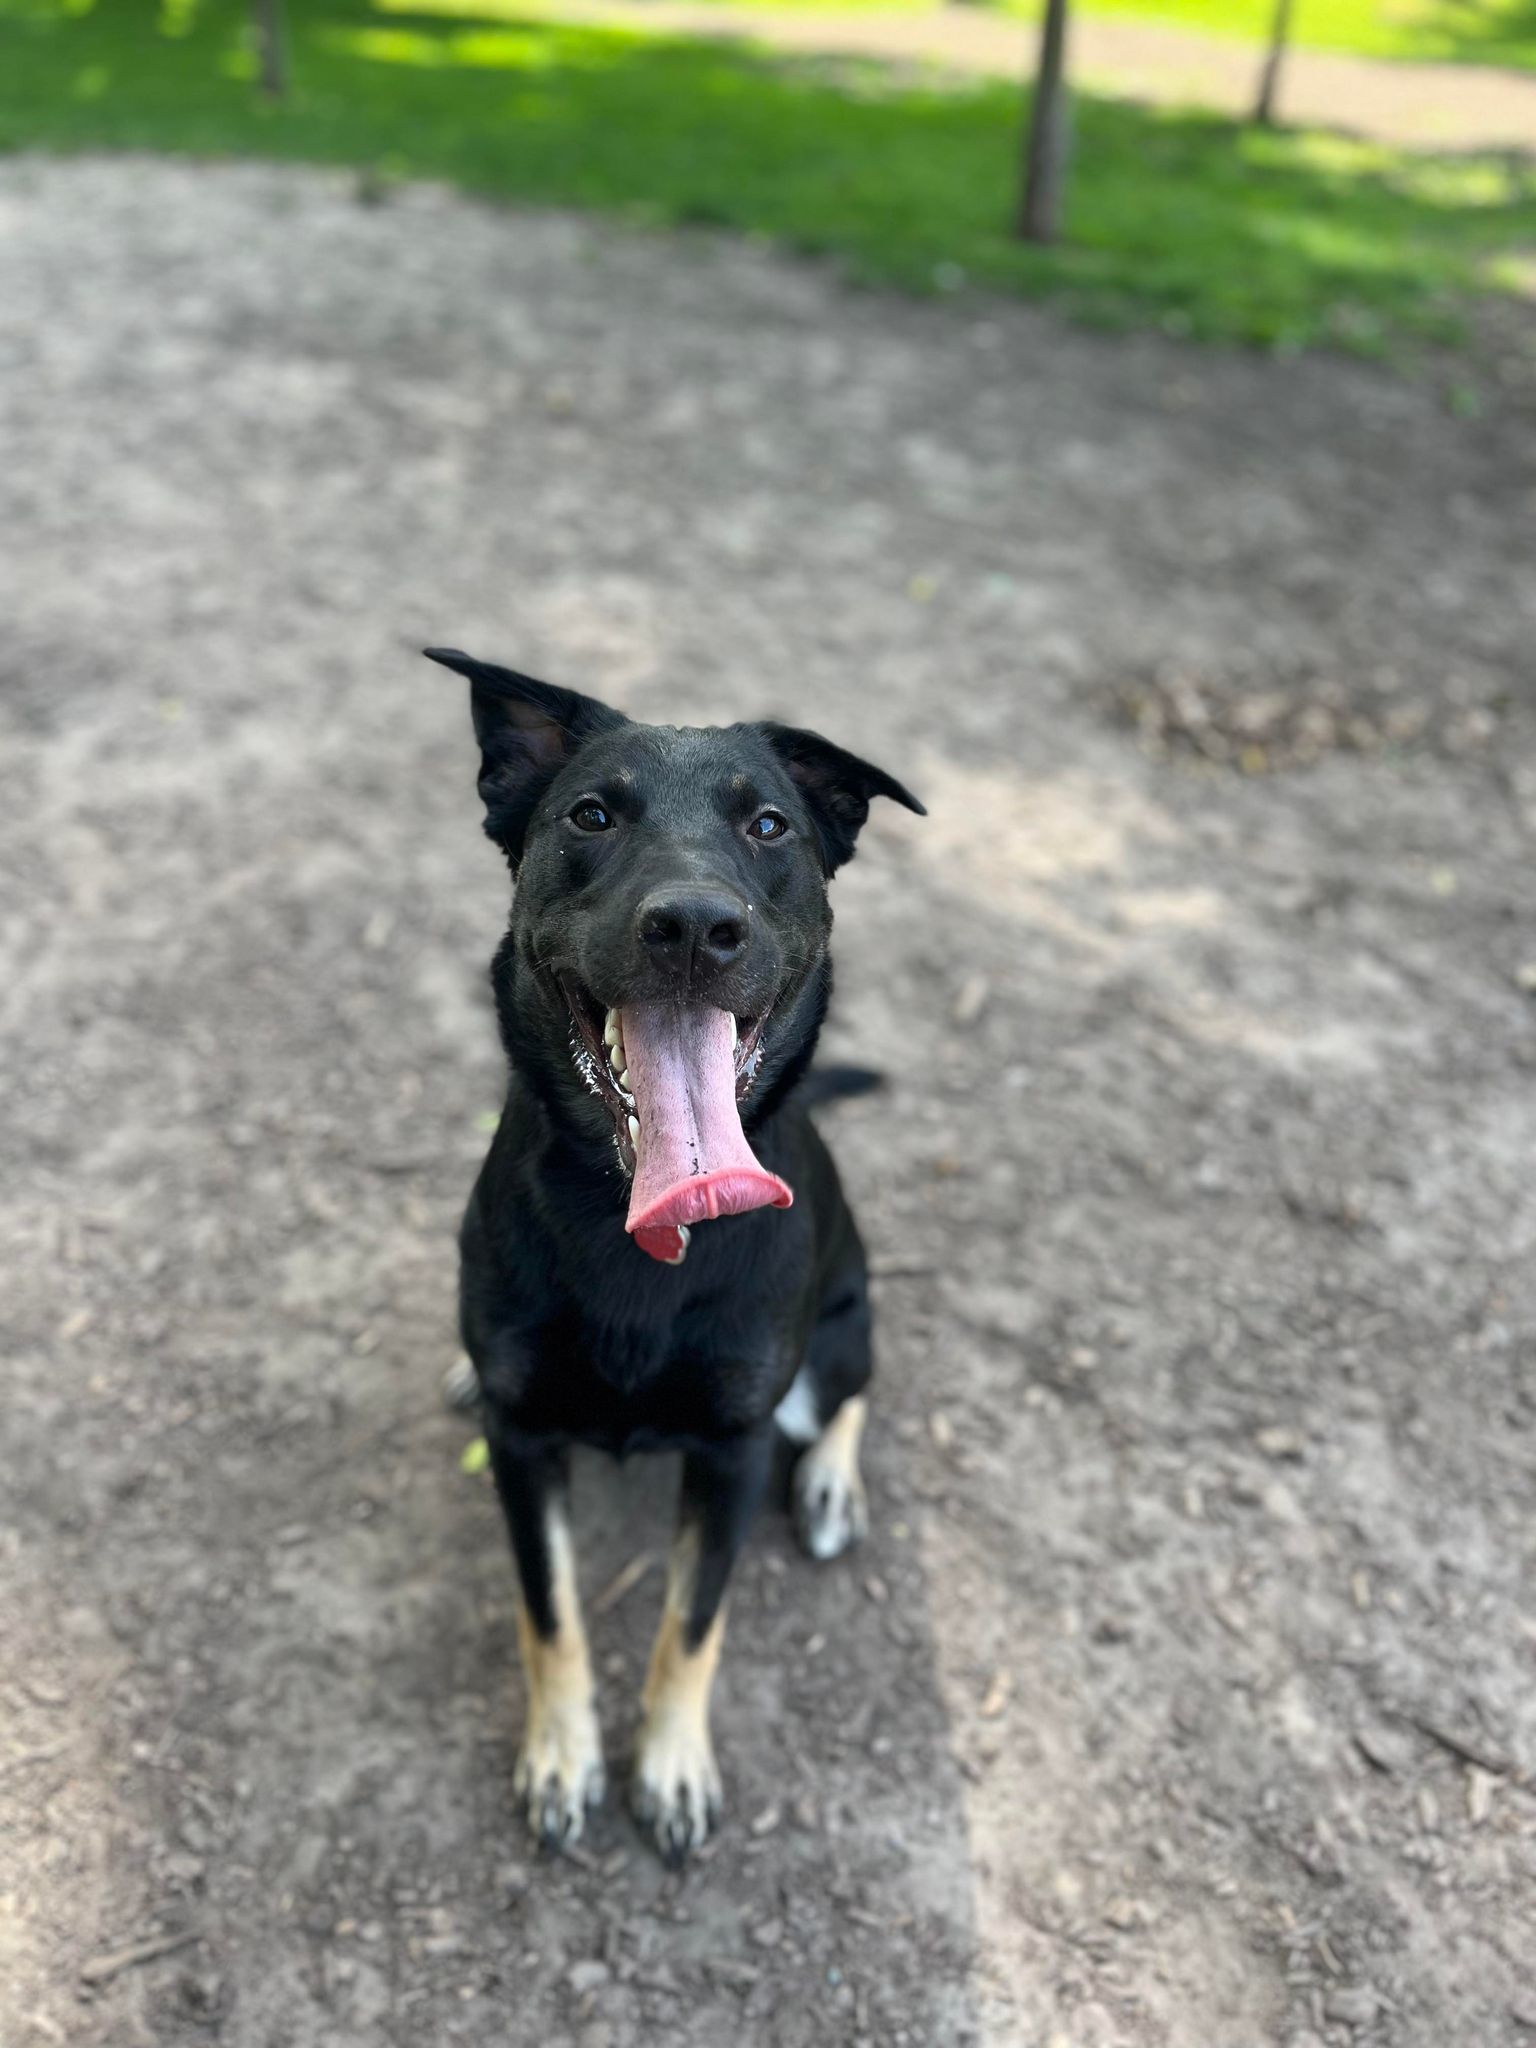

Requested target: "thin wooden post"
[
  {"left": 252, "top": 0, "right": 287, "bottom": 100},
  {"left": 1253, "top": 0, "right": 1295, "bottom": 126},
  {"left": 1018, "top": 0, "right": 1071, "bottom": 244}
]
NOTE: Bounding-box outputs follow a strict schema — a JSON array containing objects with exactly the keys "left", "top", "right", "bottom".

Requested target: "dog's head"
[{"left": 428, "top": 648, "right": 923, "bottom": 1260}]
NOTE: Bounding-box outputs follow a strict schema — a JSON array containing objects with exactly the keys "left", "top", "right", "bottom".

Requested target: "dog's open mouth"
[{"left": 562, "top": 984, "right": 793, "bottom": 1264}]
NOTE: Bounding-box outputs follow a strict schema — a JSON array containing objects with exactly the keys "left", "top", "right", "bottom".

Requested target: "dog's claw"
[
  {"left": 442, "top": 1352, "right": 480, "bottom": 1412},
  {"left": 631, "top": 1735, "right": 722, "bottom": 1865},
  {"left": 529, "top": 1768, "right": 604, "bottom": 1849},
  {"left": 513, "top": 1724, "right": 605, "bottom": 1850}
]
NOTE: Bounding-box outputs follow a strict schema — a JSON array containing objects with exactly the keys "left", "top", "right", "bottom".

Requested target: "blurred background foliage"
[{"left": 1, "top": 0, "right": 1533, "bottom": 355}]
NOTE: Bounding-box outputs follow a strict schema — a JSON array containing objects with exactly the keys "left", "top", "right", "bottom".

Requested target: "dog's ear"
[
  {"left": 424, "top": 648, "right": 628, "bottom": 863},
  {"left": 758, "top": 722, "right": 925, "bottom": 874}
]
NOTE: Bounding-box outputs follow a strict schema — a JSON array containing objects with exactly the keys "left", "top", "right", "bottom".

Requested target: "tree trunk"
[
  {"left": 1018, "top": 0, "right": 1071, "bottom": 245},
  {"left": 1253, "top": 0, "right": 1294, "bottom": 127},
  {"left": 252, "top": 0, "right": 287, "bottom": 100}
]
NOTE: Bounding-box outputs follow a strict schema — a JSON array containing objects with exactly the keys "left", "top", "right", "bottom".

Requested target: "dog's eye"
[
  {"left": 569, "top": 800, "right": 613, "bottom": 833},
  {"left": 748, "top": 810, "right": 789, "bottom": 841}
]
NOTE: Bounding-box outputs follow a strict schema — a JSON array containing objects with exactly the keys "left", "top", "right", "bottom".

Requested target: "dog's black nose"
[{"left": 638, "top": 888, "right": 748, "bottom": 984}]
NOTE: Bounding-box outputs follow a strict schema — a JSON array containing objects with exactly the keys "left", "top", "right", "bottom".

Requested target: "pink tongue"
[{"left": 621, "top": 1002, "right": 792, "bottom": 1260}]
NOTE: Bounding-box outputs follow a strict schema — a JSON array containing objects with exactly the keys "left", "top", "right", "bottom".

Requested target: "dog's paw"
[
  {"left": 514, "top": 1705, "right": 605, "bottom": 1849},
  {"left": 631, "top": 1718, "right": 722, "bottom": 1867},
  {"left": 793, "top": 1452, "right": 868, "bottom": 1562},
  {"left": 442, "top": 1352, "right": 481, "bottom": 1412}
]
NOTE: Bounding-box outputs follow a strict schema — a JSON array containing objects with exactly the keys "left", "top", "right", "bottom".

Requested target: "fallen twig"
[
  {"left": 702, "top": 1956, "right": 760, "bottom": 1987},
  {"left": 0, "top": 1744, "right": 66, "bottom": 1781},
  {"left": 592, "top": 1551, "right": 656, "bottom": 1616},
  {"left": 1409, "top": 1716, "right": 1527, "bottom": 1787},
  {"left": 79, "top": 1928, "right": 200, "bottom": 1986}
]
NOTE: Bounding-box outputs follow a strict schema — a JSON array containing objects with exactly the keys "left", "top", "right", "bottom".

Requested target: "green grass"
[
  {"left": 2, "top": 0, "right": 1534, "bottom": 356},
  {"left": 704, "top": 0, "right": 1536, "bottom": 71}
]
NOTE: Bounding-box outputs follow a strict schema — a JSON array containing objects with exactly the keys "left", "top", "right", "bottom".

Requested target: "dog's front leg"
[
  {"left": 484, "top": 1421, "right": 605, "bottom": 1847},
  {"left": 633, "top": 1428, "right": 773, "bottom": 1865}
]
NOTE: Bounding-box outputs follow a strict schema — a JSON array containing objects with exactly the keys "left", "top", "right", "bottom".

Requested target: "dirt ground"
[{"left": 2, "top": 156, "right": 1534, "bottom": 2048}]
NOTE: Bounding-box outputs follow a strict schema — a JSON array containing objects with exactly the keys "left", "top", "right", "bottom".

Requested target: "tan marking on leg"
[
  {"left": 513, "top": 1504, "right": 604, "bottom": 1844},
  {"left": 794, "top": 1393, "right": 869, "bottom": 1560},
  {"left": 818, "top": 1393, "right": 868, "bottom": 1478},
  {"left": 633, "top": 1528, "right": 725, "bottom": 1861}
]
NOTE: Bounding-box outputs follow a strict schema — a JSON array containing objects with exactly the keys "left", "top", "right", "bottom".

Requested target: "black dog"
[{"left": 427, "top": 648, "right": 923, "bottom": 1863}]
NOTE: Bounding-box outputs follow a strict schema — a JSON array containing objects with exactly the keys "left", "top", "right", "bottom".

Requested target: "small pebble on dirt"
[
  {"left": 177, "top": 1970, "right": 224, "bottom": 2021},
  {"left": 951, "top": 974, "right": 989, "bottom": 1027},
  {"left": 1466, "top": 1767, "right": 1496, "bottom": 1825},
  {"left": 1352, "top": 1723, "right": 1413, "bottom": 1774},
  {"left": 1255, "top": 1426, "right": 1306, "bottom": 1461},
  {"left": 1102, "top": 1896, "right": 1152, "bottom": 1931},
  {"left": 1323, "top": 1986, "right": 1380, "bottom": 2026}
]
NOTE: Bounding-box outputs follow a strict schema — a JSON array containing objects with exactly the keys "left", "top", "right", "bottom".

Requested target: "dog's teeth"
[
  {"left": 604, "top": 1010, "right": 621, "bottom": 1048},
  {"left": 618, "top": 1068, "right": 631, "bottom": 1090},
  {"left": 730, "top": 1015, "right": 739, "bottom": 1050},
  {"left": 628, "top": 1114, "right": 640, "bottom": 1142},
  {"left": 608, "top": 1043, "right": 625, "bottom": 1075}
]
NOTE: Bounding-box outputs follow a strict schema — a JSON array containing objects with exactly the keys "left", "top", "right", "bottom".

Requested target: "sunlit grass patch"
[{"left": 323, "top": 21, "right": 629, "bottom": 68}]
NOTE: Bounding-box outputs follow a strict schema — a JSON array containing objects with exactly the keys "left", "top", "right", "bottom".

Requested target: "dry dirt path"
[
  {"left": 522, "top": 0, "right": 1536, "bottom": 150},
  {"left": 2, "top": 157, "right": 1535, "bottom": 2048}
]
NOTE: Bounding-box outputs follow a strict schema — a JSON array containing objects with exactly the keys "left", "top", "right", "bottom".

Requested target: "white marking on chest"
[{"left": 773, "top": 1368, "right": 821, "bottom": 1445}]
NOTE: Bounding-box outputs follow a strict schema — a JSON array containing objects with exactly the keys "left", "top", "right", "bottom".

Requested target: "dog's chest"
[{"left": 524, "top": 1317, "right": 787, "bottom": 1453}]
